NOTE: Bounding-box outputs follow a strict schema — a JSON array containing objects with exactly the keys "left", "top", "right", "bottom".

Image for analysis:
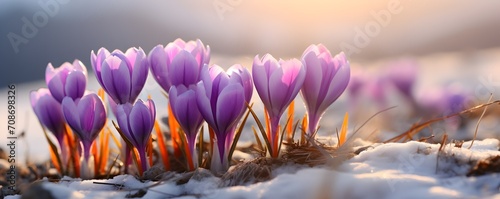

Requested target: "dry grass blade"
[
  {"left": 468, "top": 95, "right": 492, "bottom": 149},
  {"left": 277, "top": 113, "right": 293, "bottom": 156},
  {"left": 384, "top": 100, "right": 500, "bottom": 143},
  {"left": 106, "top": 154, "right": 120, "bottom": 179},
  {"left": 252, "top": 127, "right": 265, "bottom": 153},
  {"left": 246, "top": 103, "right": 272, "bottom": 157},
  {"left": 40, "top": 121, "right": 63, "bottom": 174},
  {"left": 290, "top": 120, "right": 300, "bottom": 143},
  {"left": 228, "top": 104, "right": 253, "bottom": 162}
]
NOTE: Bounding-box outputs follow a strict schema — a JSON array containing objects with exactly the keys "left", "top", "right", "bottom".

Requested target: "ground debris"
[
  {"left": 467, "top": 155, "right": 500, "bottom": 177},
  {"left": 221, "top": 157, "right": 286, "bottom": 187}
]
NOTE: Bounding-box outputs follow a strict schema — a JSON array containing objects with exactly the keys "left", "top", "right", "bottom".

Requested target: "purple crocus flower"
[
  {"left": 169, "top": 85, "right": 204, "bottom": 169},
  {"left": 30, "top": 88, "right": 66, "bottom": 148},
  {"left": 196, "top": 64, "right": 249, "bottom": 172},
  {"left": 301, "top": 45, "right": 350, "bottom": 135},
  {"left": 149, "top": 38, "right": 210, "bottom": 92},
  {"left": 46, "top": 60, "right": 87, "bottom": 103},
  {"left": 91, "top": 47, "right": 149, "bottom": 104},
  {"left": 61, "top": 93, "right": 106, "bottom": 161},
  {"left": 31, "top": 88, "right": 71, "bottom": 169},
  {"left": 252, "top": 54, "right": 305, "bottom": 157},
  {"left": 116, "top": 99, "right": 156, "bottom": 172}
]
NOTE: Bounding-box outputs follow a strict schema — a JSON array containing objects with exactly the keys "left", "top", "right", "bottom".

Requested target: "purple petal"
[
  {"left": 129, "top": 48, "right": 148, "bottom": 102},
  {"left": 62, "top": 96, "right": 81, "bottom": 134},
  {"left": 149, "top": 45, "right": 171, "bottom": 92},
  {"left": 129, "top": 100, "right": 154, "bottom": 148},
  {"left": 91, "top": 48, "right": 111, "bottom": 87},
  {"left": 301, "top": 51, "right": 323, "bottom": 111},
  {"left": 72, "top": 60, "right": 87, "bottom": 75},
  {"left": 228, "top": 64, "right": 253, "bottom": 103},
  {"left": 318, "top": 61, "right": 350, "bottom": 114},
  {"left": 45, "top": 63, "right": 56, "bottom": 86},
  {"left": 196, "top": 81, "right": 216, "bottom": 130},
  {"left": 65, "top": 71, "right": 87, "bottom": 100},
  {"left": 47, "top": 73, "right": 65, "bottom": 103},
  {"left": 172, "top": 88, "right": 202, "bottom": 138},
  {"left": 215, "top": 83, "right": 245, "bottom": 136},
  {"left": 31, "top": 90, "right": 65, "bottom": 140},
  {"left": 252, "top": 55, "right": 272, "bottom": 109},
  {"left": 164, "top": 42, "right": 182, "bottom": 64},
  {"left": 169, "top": 50, "right": 200, "bottom": 87},
  {"left": 90, "top": 94, "right": 106, "bottom": 137},
  {"left": 101, "top": 56, "right": 132, "bottom": 104},
  {"left": 116, "top": 103, "right": 134, "bottom": 144},
  {"left": 77, "top": 94, "right": 96, "bottom": 140}
]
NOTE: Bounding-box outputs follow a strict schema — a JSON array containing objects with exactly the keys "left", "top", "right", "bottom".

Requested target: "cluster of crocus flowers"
[
  {"left": 32, "top": 38, "right": 352, "bottom": 176},
  {"left": 149, "top": 38, "right": 211, "bottom": 170},
  {"left": 251, "top": 45, "right": 351, "bottom": 157},
  {"left": 32, "top": 60, "right": 107, "bottom": 178}
]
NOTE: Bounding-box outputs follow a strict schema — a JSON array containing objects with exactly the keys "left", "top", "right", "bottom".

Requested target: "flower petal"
[
  {"left": 318, "top": 61, "right": 350, "bottom": 113},
  {"left": 61, "top": 96, "right": 81, "bottom": 134},
  {"left": 101, "top": 56, "right": 132, "bottom": 104},
  {"left": 129, "top": 48, "right": 148, "bottom": 102},
  {"left": 196, "top": 81, "right": 216, "bottom": 130},
  {"left": 129, "top": 100, "right": 154, "bottom": 148},
  {"left": 169, "top": 50, "right": 200, "bottom": 87},
  {"left": 65, "top": 71, "right": 87, "bottom": 101},
  {"left": 215, "top": 83, "right": 245, "bottom": 136},
  {"left": 149, "top": 45, "right": 171, "bottom": 92},
  {"left": 91, "top": 48, "right": 110, "bottom": 87}
]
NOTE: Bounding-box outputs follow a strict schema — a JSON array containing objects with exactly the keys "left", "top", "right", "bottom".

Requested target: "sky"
[{"left": 1, "top": 0, "right": 500, "bottom": 85}]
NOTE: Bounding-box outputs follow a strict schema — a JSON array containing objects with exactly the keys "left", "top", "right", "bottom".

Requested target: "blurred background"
[
  {"left": 1, "top": 0, "right": 500, "bottom": 163},
  {"left": 1, "top": 0, "right": 500, "bottom": 84}
]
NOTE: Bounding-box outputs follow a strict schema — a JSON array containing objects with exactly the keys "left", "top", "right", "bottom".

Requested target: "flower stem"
[{"left": 139, "top": 150, "right": 149, "bottom": 174}]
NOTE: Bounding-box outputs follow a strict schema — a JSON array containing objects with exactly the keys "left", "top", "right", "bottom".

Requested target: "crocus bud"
[
  {"left": 116, "top": 99, "right": 156, "bottom": 173},
  {"left": 31, "top": 88, "right": 73, "bottom": 173},
  {"left": 149, "top": 38, "right": 210, "bottom": 92},
  {"left": 91, "top": 47, "right": 149, "bottom": 104},
  {"left": 196, "top": 65, "right": 248, "bottom": 172},
  {"left": 252, "top": 54, "right": 305, "bottom": 157},
  {"left": 46, "top": 60, "right": 87, "bottom": 103},
  {"left": 30, "top": 88, "right": 66, "bottom": 147},
  {"left": 61, "top": 93, "right": 106, "bottom": 161},
  {"left": 301, "top": 45, "right": 350, "bottom": 135},
  {"left": 169, "top": 85, "right": 204, "bottom": 170}
]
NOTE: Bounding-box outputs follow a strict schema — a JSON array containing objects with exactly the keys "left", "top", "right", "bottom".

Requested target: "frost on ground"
[{"left": 9, "top": 139, "right": 500, "bottom": 199}]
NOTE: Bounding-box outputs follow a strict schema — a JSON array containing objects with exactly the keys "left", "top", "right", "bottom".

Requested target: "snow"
[{"left": 6, "top": 139, "right": 500, "bottom": 199}]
